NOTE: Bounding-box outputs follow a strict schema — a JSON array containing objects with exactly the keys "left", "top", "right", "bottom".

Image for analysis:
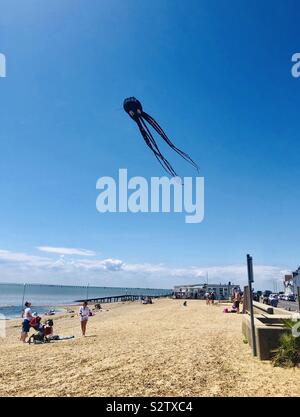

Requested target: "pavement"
[{"left": 278, "top": 300, "right": 300, "bottom": 312}]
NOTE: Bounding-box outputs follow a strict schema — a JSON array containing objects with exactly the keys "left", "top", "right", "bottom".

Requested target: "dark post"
[
  {"left": 21, "top": 283, "right": 27, "bottom": 317},
  {"left": 86, "top": 283, "right": 89, "bottom": 300},
  {"left": 297, "top": 286, "right": 300, "bottom": 312},
  {"left": 247, "top": 254, "right": 257, "bottom": 357}
]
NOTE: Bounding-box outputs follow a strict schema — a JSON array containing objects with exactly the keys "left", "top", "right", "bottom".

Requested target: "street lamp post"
[{"left": 247, "top": 254, "right": 257, "bottom": 357}]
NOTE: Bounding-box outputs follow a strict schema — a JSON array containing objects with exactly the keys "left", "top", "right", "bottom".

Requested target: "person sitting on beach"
[
  {"left": 79, "top": 301, "right": 90, "bottom": 337},
  {"left": 223, "top": 304, "right": 238, "bottom": 313},
  {"left": 44, "top": 319, "right": 54, "bottom": 340},
  {"left": 28, "top": 315, "right": 48, "bottom": 343},
  {"left": 231, "top": 302, "right": 238, "bottom": 313},
  {"left": 20, "top": 301, "right": 33, "bottom": 343},
  {"left": 28, "top": 319, "right": 74, "bottom": 344},
  {"left": 233, "top": 291, "right": 241, "bottom": 313},
  {"left": 29, "top": 314, "right": 43, "bottom": 332}
]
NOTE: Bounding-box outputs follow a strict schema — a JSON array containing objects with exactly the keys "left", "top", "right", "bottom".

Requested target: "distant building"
[
  {"left": 284, "top": 267, "right": 300, "bottom": 295},
  {"left": 173, "top": 282, "right": 240, "bottom": 300}
]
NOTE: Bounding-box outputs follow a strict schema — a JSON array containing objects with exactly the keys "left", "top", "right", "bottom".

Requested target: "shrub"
[{"left": 271, "top": 319, "right": 300, "bottom": 368}]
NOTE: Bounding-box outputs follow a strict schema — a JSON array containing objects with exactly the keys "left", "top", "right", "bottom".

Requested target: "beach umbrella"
[{"left": 123, "top": 97, "right": 199, "bottom": 176}]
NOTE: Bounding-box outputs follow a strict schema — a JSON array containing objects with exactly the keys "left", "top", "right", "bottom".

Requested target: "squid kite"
[{"left": 123, "top": 97, "right": 199, "bottom": 177}]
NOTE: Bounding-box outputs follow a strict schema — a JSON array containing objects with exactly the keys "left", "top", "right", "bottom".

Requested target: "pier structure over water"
[{"left": 75, "top": 293, "right": 172, "bottom": 304}]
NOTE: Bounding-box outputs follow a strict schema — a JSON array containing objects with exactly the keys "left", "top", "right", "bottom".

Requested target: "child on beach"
[{"left": 79, "top": 301, "right": 90, "bottom": 336}]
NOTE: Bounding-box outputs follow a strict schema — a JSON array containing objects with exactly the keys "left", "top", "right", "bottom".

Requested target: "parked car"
[
  {"left": 269, "top": 293, "right": 278, "bottom": 300},
  {"left": 281, "top": 294, "right": 296, "bottom": 302},
  {"left": 268, "top": 294, "right": 279, "bottom": 307},
  {"left": 262, "top": 290, "right": 272, "bottom": 304},
  {"left": 253, "top": 292, "right": 260, "bottom": 301}
]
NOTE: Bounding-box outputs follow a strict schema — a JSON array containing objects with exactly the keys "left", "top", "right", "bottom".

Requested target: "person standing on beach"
[
  {"left": 211, "top": 292, "right": 216, "bottom": 304},
  {"left": 79, "top": 301, "right": 90, "bottom": 336},
  {"left": 205, "top": 292, "right": 210, "bottom": 305},
  {"left": 20, "top": 301, "right": 32, "bottom": 343}
]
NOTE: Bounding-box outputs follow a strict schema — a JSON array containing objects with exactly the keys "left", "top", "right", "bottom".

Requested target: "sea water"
[{"left": 0, "top": 283, "right": 171, "bottom": 319}]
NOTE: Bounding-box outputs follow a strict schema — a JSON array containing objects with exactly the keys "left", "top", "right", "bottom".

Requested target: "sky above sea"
[{"left": 0, "top": 0, "right": 300, "bottom": 291}]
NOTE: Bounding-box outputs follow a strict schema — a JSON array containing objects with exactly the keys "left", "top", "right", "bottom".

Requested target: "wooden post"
[{"left": 243, "top": 286, "right": 249, "bottom": 314}]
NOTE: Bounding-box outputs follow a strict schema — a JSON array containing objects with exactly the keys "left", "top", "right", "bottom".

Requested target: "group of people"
[
  {"left": 204, "top": 292, "right": 216, "bottom": 305},
  {"left": 181, "top": 289, "right": 243, "bottom": 314},
  {"left": 20, "top": 301, "right": 54, "bottom": 343},
  {"left": 203, "top": 288, "right": 243, "bottom": 313},
  {"left": 20, "top": 300, "right": 92, "bottom": 343},
  {"left": 141, "top": 296, "right": 153, "bottom": 305}
]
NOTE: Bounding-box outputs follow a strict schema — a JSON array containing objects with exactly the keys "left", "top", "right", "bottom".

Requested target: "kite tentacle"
[
  {"left": 142, "top": 112, "right": 199, "bottom": 173},
  {"left": 137, "top": 118, "right": 177, "bottom": 177},
  {"left": 136, "top": 117, "right": 177, "bottom": 177},
  {"left": 139, "top": 117, "right": 178, "bottom": 177},
  {"left": 144, "top": 112, "right": 199, "bottom": 172}
]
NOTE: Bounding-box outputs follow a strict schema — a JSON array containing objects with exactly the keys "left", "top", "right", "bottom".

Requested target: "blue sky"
[{"left": 0, "top": 0, "right": 299, "bottom": 289}]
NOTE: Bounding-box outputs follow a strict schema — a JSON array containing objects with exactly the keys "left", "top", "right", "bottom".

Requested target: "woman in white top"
[{"left": 79, "top": 301, "right": 90, "bottom": 336}]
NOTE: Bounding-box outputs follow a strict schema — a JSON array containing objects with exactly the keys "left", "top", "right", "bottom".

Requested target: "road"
[{"left": 278, "top": 300, "right": 300, "bottom": 312}]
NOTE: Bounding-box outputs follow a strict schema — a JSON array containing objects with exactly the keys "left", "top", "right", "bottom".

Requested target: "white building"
[
  {"left": 173, "top": 282, "right": 240, "bottom": 300},
  {"left": 284, "top": 267, "right": 300, "bottom": 295}
]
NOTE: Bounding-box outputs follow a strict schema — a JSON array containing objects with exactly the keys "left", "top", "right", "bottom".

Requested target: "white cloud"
[
  {"left": 0, "top": 248, "right": 287, "bottom": 290},
  {"left": 0, "top": 249, "right": 52, "bottom": 267},
  {"left": 122, "top": 263, "right": 286, "bottom": 289},
  {"left": 100, "top": 258, "right": 124, "bottom": 271},
  {"left": 37, "top": 246, "right": 96, "bottom": 257},
  {"left": 69, "top": 258, "right": 124, "bottom": 272}
]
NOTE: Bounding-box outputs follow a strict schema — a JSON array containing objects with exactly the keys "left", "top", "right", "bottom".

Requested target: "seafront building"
[
  {"left": 284, "top": 267, "right": 300, "bottom": 295},
  {"left": 173, "top": 282, "right": 240, "bottom": 300}
]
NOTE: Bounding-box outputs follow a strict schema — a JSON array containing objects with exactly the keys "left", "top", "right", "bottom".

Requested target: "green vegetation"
[{"left": 272, "top": 319, "right": 300, "bottom": 368}]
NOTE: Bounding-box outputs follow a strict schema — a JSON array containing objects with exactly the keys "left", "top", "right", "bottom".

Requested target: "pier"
[{"left": 75, "top": 293, "right": 171, "bottom": 304}]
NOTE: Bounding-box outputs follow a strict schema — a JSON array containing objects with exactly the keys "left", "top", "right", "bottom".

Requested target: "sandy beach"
[{"left": 0, "top": 299, "right": 299, "bottom": 397}]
